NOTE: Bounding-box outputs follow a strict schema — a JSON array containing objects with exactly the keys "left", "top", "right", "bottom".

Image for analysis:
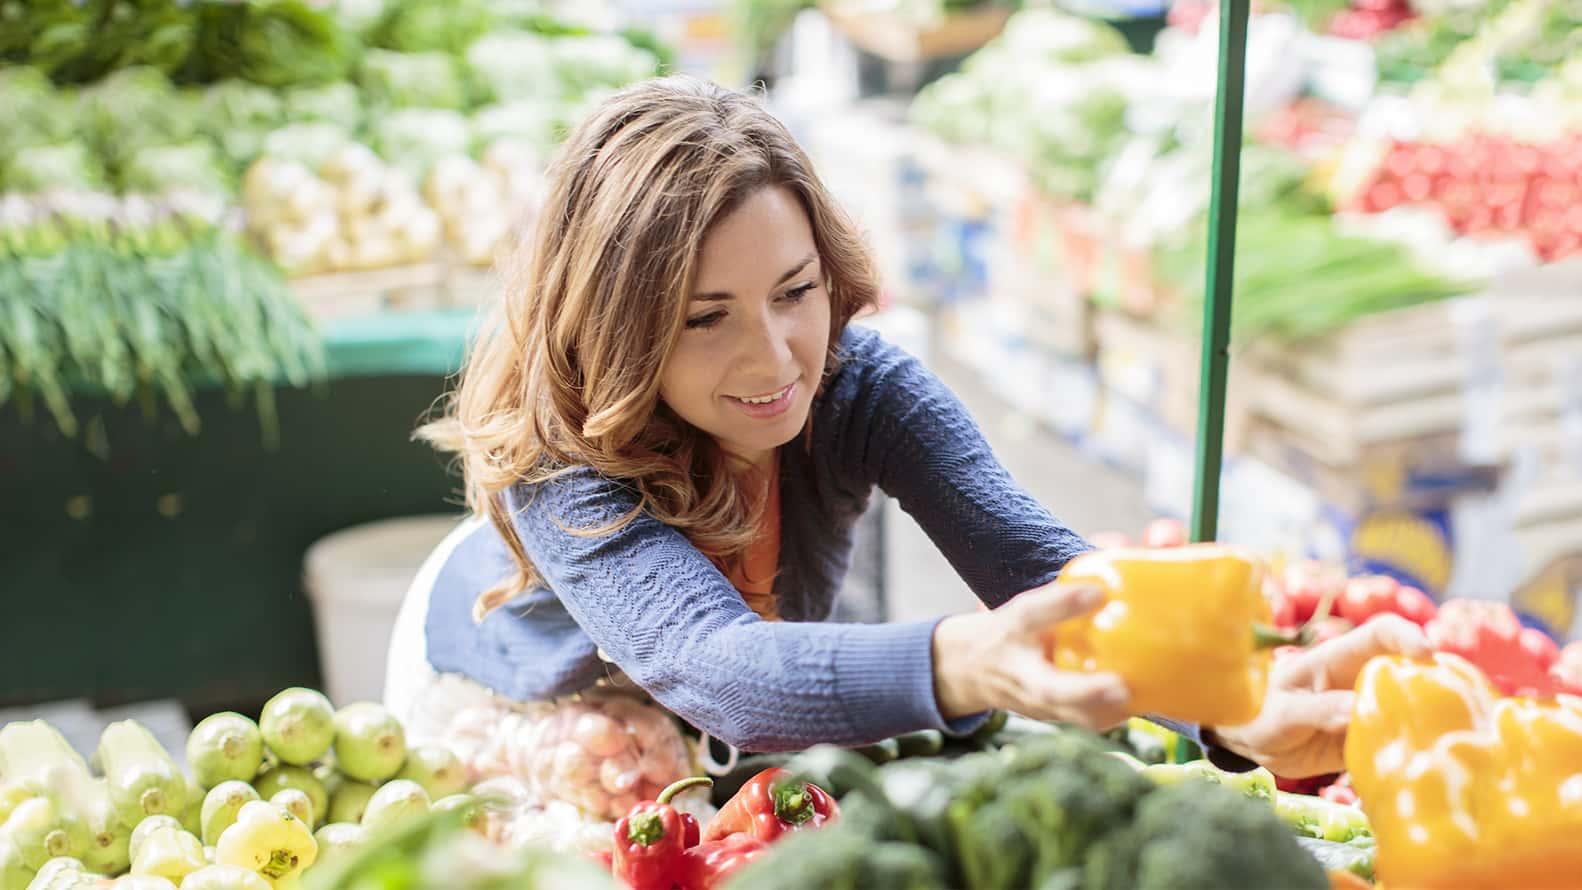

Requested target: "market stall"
[
  {"left": 836, "top": 0, "right": 1582, "bottom": 633},
  {"left": 5, "top": 1, "right": 1582, "bottom": 889},
  {"left": 0, "top": 0, "right": 667, "bottom": 711}
]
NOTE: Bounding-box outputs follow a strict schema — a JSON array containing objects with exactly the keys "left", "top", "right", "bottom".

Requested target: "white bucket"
[{"left": 304, "top": 514, "right": 465, "bottom": 706}]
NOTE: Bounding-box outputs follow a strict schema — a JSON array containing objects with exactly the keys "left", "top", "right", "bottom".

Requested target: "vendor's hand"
[
  {"left": 1211, "top": 614, "right": 1431, "bottom": 777},
  {"left": 932, "top": 584, "right": 1131, "bottom": 731}
]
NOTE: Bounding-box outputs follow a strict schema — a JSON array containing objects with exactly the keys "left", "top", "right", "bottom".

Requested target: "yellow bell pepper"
[
  {"left": 1344, "top": 652, "right": 1582, "bottom": 890},
  {"left": 214, "top": 802, "right": 316, "bottom": 883},
  {"left": 1047, "top": 544, "right": 1292, "bottom": 725}
]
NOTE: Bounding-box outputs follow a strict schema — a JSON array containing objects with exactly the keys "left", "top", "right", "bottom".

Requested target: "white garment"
[
  {"left": 381, "top": 512, "right": 742, "bottom": 778},
  {"left": 384, "top": 513, "right": 487, "bottom": 741}
]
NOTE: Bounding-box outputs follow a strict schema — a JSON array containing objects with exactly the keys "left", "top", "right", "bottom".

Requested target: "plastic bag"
[{"left": 442, "top": 690, "right": 699, "bottom": 822}]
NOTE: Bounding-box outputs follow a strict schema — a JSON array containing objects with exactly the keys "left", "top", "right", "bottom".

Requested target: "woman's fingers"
[
  {"left": 1287, "top": 614, "right": 1431, "bottom": 691},
  {"left": 1001, "top": 647, "right": 1130, "bottom": 729},
  {"left": 1001, "top": 582, "right": 1106, "bottom": 634}
]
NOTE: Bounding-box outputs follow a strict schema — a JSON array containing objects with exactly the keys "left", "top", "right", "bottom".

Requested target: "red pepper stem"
[
  {"left": 1253, "top": 622, "right": 1313, "bottom": 649},
  {"left": 656, "top": 776, "right": 714, "bottom": 806},
  {"left": 627, "top": 811, "right": 667, "bottom": 846},
  {"left": 770, "top": 781, "right": 814, "bottom": 825}
]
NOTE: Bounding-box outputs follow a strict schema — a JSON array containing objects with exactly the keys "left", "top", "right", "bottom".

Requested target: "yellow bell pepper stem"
[
  {"left": 1047, "top": 544, "right": 1280, "bottom": 726},
  {"left": 1345, "top": 653, "right": 1582, "bottom": 890}
]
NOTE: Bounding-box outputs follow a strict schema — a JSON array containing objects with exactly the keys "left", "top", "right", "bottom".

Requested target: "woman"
[{"left": 385, "top": 76, "right": 1427, "bottom": 817}]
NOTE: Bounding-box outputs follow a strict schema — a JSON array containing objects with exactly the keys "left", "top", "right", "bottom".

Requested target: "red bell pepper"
[
  {"left": 1337, "top": 575, "right": 1400, "bottom": 625},
  {"left": 1425, "top": 599, "right": 1557, "bottom": 696},
  {"left": 677, "top": 834, "right": 770, "bottom": 890},
  {"left": 1141, "top": 517, "right": 1187, "bottom": 548},
  {"left": 1393, "top": 585, "right": 1438, "bottom": 626},
  {"left": 1275, "top": 773, "right": 1339, "bottom": 795},
  {"left": 1319, "top": 783, "right": 1360, "bottom": 807},
  {"left": 1280, "top": 561, "right": 1344, "bottom": 626},
  {"left": 703, "top": 768, "right": 837, "bottom": 843},
  {"left": 1552, "top": 641, "right": 1582, "bottom": 695},
  {"left": 611, "top": 776, "right": 713, "bottom": 890},
  {"left": 1519, "top": 626, "right": 1560, "bottom": 670}
]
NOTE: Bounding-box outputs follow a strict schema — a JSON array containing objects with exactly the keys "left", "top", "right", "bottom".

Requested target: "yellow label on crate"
[
  {"left": 1351, "top": 511, "right": 1453, "bottom": 594},
  {"left": 1512, "top": 557, "right": 1582, "bottom": 639}
]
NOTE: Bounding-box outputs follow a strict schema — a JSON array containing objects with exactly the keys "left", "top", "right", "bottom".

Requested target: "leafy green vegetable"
[
  {"left": 0, "top": 67, "right": 80, "bottom": 162},
  {"left": 368, "top": 110, "right": 472, "bottom": 183},
  {"left": 262, "top": 123, "right": 354, "bottom": 173},
  {"left": 464, "top": 30, "right": 559, "bottom": 105},
  {"left": 2, "top": 143, "right": 106, "bottom": 192},
  {"left": 309, "top": 806, "right": 614, "bottom": 890},
  {"left": 1295, "top": 836, "right": 1375, "bottom": 880},
  {"left": 282, "top": 82, "right": 362, "bottom": 126},
  {"left": 910, "top": 9, "right": 1133, "bottom": 203},
  {"left": 187, "top": 0, "right": 353, "bottom": 88},
  {"left": 1159, "top": 208, "right": 1473, "bottom": 342},
  {"left": 368, "top": 0, "right": 495, "bottom": 55},
  {"left": 80, "top": 67, "right": 200, "bottom": 177},
  {"left": 197, "top": 80, "right": 283, "bottom": 172},
  {"left": 358, "top": 49, "right": 467, "bottom": 110},
  {"left": 0, "top": 198, "right": 324, "bottom": 442},
  {"left": 121, "top": 143, "right": 232, "bottom": 196}
]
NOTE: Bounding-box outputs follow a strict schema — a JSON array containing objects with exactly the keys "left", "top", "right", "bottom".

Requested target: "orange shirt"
[{"left": 707, "top": 459, "right": 782, "bottom": 622}]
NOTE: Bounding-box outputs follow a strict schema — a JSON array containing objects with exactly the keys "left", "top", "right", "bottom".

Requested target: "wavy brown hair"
[{"left": 420, "top": 76, "right": 879, "bottom": 619}]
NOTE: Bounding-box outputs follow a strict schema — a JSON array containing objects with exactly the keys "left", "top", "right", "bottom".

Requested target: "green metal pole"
[{"left": 1190, "top": 0, "right": 1251, "bottom": 544}]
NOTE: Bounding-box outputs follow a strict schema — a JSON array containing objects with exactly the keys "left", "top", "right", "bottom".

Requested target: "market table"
[{"left": 0, "top": 309, "right": 475, "bottom": 714}]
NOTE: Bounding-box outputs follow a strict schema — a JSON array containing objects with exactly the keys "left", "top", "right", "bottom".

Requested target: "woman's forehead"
[{"left": 693, "top": 187, "right": 817, "bottom": 295}]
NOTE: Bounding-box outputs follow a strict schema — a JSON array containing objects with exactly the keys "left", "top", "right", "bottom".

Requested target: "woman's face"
[{"left": 660, "top": 186, "right": 832, "bottom": 467}]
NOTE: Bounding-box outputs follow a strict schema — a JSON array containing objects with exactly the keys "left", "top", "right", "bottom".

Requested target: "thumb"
[{"left": 1003, "top": 583, "right": 1107, "bottom": 630}]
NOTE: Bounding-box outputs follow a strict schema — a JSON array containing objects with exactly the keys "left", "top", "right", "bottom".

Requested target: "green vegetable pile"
[
  {"left": 0, "top": 689, "right": 486, "bottom": 888},
  {"left": 308, "top": 805, "right": 616, "bottom": 890},
  {"left": 0, "top": 2, "right": 671, "bottom": 444},
  {"left": 0, "top": 194, "right": 323, "bottom": 440},
  {"left": 1155, "top": 207, "right": 1472, "bottom": 342},
  {"left": 910, "top": 9, "right": 1136, "bottom": 203},
  {"left": 1, "top": 0, "right": 353, "bottom": 88},
  {"left": 729, "top": 731, "right": 1330, "bottom": 890}
]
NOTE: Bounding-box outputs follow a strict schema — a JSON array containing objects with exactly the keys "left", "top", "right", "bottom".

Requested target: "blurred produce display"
[{"left": 0, "top": 0, "right": 671, "bottom": 437}]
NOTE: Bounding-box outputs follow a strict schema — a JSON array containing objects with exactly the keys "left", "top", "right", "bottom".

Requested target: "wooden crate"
[
  {"left": 291, "top": 263, "right": 448, "bottom": 322},
  {"left": 1091, "top": 309, "right": 1253, "bottom": 450},
  {"left": 821, "top": 3, "right": 1012, "bottom": 64}
]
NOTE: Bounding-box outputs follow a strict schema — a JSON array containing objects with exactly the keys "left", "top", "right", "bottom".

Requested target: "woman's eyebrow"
[{"left": 692, "top": 251, "right": 818, "bottom": 302}]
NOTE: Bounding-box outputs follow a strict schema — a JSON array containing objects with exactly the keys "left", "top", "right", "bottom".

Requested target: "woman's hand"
[
  {"left": 1210, "top": 614, "right": 1431, "bottom": 777},
  {"left": 932, "top": 584, "right": 1131, "bottom": 731}
]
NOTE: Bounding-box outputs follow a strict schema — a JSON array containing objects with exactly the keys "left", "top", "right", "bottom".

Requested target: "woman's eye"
[
  {"left": 686, "top": 310, "right": 726, "bottom": 330},
  {"left": 782, "top": 283, "right": 817, "bottom": 303}
]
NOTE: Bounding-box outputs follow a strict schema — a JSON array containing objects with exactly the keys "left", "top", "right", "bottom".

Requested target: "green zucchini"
[
  {"left": 894, "top": 731, "right": 945, "bottom": 759},
  {"left": 854, "top": 738, "right": 900, "bottom": 765}
]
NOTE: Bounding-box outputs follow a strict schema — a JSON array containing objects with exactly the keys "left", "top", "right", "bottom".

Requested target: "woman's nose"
[{"left": 738, "top": 312, "right": 793, "bottom": 370}]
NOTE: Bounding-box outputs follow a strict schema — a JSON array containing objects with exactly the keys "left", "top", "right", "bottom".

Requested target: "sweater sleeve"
[
  {"left": 506, "top": 470, "right": 969, "bottom": 752},
  {"left": 825, "top": 328, "right": 1092, "bottom": 607}
]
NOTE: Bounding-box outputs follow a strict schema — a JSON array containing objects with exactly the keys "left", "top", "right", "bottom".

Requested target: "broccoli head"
[{"left": 1084, "top": 780, "right": 1327, "bottom": 890}]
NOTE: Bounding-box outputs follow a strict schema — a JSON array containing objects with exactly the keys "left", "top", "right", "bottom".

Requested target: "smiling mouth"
[{"left": 727, "top": 382, "right": 795, "bottom": 405}]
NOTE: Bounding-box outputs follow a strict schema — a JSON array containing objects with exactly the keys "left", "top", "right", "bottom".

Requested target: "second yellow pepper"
[
  {"left": 1047, "top": 544, "right": 1287, "bottom": 726},
  {"left": 1345, "top": 652, "right": 1582, "bottom": 890}
]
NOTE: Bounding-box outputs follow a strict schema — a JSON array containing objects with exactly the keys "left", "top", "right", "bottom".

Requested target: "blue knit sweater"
[{"left": 426, "top": 325, "right": 1174, "bottom": 753}]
